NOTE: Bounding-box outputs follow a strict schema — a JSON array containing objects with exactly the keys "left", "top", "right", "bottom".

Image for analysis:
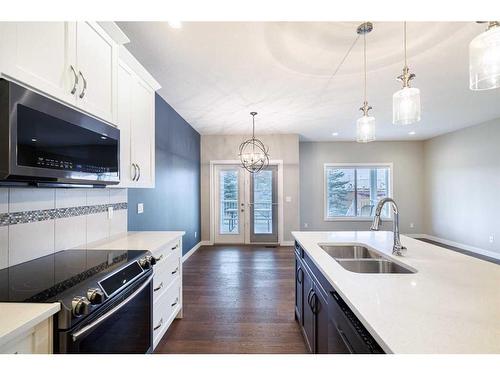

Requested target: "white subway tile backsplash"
[
  {"left": 86, "top": 212, "right": 109, "bottom": 243},
  {"left": 110, "top": 210, "right": 127, "bottom": 236},
  {"left": 0, "top": 226, "right": 8, "bottom": 269},
  {"left": 55, "top": 189, "right": 87, "bottom": 209},
  {"left": 9, "top": 220, "right": 55, "bottom": 266},
  {"left": 55, "top": 216, "right": 86, "bottom": 251},
  {"left": 0, "top": 189, "right": 8, "bottom": 213},
  {"left": 87, "top": 189, "right": 110, "bottom": 206},
  {"left": 109, "top": 189, "right": 127, "bottom": 204},
  {"left": 9, "top": 188, "right": 55, "bottom": 212}
]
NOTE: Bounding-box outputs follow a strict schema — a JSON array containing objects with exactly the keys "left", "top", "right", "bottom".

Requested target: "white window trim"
[{"left": 323, "top": 162, "right": 394, "bottom": 222}]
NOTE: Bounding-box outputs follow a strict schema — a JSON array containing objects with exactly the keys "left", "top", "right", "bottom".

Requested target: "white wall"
[
  {"left": 299, "top": 141, "right": 425, "bottom": 234},
  {"left": 0, "top": 188, "right": 128, "bottom": 269},
  {"left": 423, "top": 118, "right": 500, "bottom": 255},
  {"left": 200, "top": 134, "right": 300, "bottom": 243}
]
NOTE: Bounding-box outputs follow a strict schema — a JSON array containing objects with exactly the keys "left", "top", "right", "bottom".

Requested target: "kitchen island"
[{"left": 292, "top": 231, "right": 500, "bottom": 354}]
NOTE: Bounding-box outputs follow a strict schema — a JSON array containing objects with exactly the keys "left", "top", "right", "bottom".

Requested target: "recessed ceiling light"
[
  {"left": 168, "top": 21, "right": 182, "bottom": 29},
  {"left": 408, "top": 131, "right": 416, "bottom": 136},
  {"left": 332, "top": 132, "right": 339, "bottom": 136}
]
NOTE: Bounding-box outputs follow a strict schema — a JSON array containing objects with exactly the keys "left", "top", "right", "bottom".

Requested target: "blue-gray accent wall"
[{"left": 128, "top": 94, "right": 201, "bottom": 255}]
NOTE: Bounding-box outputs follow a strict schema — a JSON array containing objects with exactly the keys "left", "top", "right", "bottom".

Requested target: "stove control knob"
[
  {"left": 87, "top": 288, "right": 104, "bottom": 305},
  {"left": 72, "top": 296, "right": 91, "bottom": 317}
]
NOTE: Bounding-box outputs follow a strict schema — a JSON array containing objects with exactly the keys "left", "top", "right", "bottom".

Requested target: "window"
[{"left": 324, "top": 164, "right": 392, "bottom": 220}]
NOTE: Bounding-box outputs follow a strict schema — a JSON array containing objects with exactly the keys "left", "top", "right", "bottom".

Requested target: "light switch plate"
[{"left": 137, "top": 203, "right": 144, "bottom": 214}]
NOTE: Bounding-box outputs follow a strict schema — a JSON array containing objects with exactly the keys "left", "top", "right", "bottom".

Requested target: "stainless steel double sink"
[{"left": 319, "top": 245, "right": 415, "bottom": 274}]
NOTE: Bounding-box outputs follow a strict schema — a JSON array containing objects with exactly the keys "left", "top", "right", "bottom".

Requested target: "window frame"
[{"left": 323, "top": 162, "right": 394, "bottom": 222}]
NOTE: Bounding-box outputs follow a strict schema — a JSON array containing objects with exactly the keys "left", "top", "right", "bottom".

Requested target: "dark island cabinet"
[{"left": 294, "top": 241, "right": 384, "bottom": 354}]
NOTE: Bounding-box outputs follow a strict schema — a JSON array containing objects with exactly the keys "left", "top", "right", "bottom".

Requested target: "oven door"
[{"left": 58, "top": 272, "right": 153, "bottom": 354}]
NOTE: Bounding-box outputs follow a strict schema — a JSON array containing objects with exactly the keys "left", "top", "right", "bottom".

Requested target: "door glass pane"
[
  {"left": 253, "top": 170, "right": 273, "bottom": 234},
  {"left": 326, "top": 168, "right": 355, "bottom": 217},
  {"left": 219, "top": 169, "right": 239, "bottom": 234}
]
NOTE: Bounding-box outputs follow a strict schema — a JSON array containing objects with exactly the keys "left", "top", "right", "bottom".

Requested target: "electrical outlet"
[
  {"left": 194, "top": 231, "right": 197, "bottom": 238},
  {"left": 107, "top": 206, "right": 113, "bottom": 219},
  {"left": 137, "top": 203, "right": 144, "bottom": 214},
  {"left": 409, "top": 222, "right": 414, "bottom": 229},
  {"left": 304, "top": 223, "right": 308, "bottom": 228},
  {"left": 489, "top": 235, "right": 494, "bottom": 244}
]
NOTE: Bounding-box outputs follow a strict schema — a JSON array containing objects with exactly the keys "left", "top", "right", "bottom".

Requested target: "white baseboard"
[
  {"left": 411, "top": 234, "right": 500, "bottom": 261},
  {"left": 182, "top": 241, "right": 204, "bottom": 263},
  {"left": 280, "top": 241, "right": 295, "bottom": 246}
]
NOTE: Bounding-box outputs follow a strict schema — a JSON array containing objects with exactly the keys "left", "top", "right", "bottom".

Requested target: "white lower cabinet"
[
  {"left": 151, "top": 237, "right": 183, "bottom": 349},
  {"left": 0, "top": 317, "right": 53, "bottom": 354}
]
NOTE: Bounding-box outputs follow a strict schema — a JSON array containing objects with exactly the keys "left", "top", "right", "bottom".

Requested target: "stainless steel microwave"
[{"left": 0, "top": 79, "right": 119, "bottom": 187}]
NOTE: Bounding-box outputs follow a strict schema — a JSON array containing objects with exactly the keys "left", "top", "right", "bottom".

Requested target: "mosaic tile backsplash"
[{"left": 0, "top": 188, "right": 128, "bottom": 269}]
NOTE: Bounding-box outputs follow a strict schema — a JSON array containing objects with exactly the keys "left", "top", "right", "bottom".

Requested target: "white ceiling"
[{"left": 117, "top": 22, "right": 500, "bottom": 141}]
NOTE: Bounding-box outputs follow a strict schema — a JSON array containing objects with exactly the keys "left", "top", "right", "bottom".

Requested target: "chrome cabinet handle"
[
  {"left": 153, "top": 318, "right": 163, "bottom": 331},
  {"left": 136, "top": 164, "right": 141, "bottom": 181},
  {"left": 78, "top": 71, "right": 87, "bottom": 99},
  {"left": 171, "top": 297, "right": 179, "bottom": 307},
  {"left": 70, "top": 65, "right": 78, "bottom": 94},
  {"left": 153, "top": 282, "right": 163, "bottom": 292},
  {"left": 131, "top": 163, "right": 137, "bottom": 181},
  {"left": 171, "top": 267, "right": 179, "bottom": 275},
  {"left": 171, "top": 244, "right": 179, "bottom": 251}
]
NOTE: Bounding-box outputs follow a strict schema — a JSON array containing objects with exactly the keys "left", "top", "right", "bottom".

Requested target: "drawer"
[
  {"left": 153, "top": 238, "right": 181, "bottom": 265},
  {"left": 152, "top": 278, "right": 181, "bottom": 344},
  {"left": 152, "top": 253, "right": 181, "bottom": 303}
]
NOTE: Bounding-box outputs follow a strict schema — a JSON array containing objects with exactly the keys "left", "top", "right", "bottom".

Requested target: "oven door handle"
[{"left": 71, "top": 273, "right": 154, "bottom": 342}]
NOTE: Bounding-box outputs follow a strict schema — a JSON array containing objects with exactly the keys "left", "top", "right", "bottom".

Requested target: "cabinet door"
[
  {"left": 130, "top": 77, "right": 155, "bottom": 188},
  {"left": 313, "top": 285, "right": 329, "bottom": 354},
  {"left": 75, "top": 21, "right": 116, "bottom": 123},
  {"left": 0, "top": 22, "right": 77, "bottom": 105},
  {"left": 301, "top": 267, "right": 315, "bottom": 353},
  {"left": 295, "top": 255, "right": 303, "bottom": 324},
  {"left": 115, "top": 61, "right": 134, "bottom": 187}
]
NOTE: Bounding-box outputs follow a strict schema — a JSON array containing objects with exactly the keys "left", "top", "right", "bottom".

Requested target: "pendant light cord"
[
  {"left": 363, "top": 31, "right": 367, "bottom": 104},
  {"left": 404, "top": 21, "right": 407, "bottom": 68}
]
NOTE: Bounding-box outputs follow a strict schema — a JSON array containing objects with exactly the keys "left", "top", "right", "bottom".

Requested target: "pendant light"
[
  {"left": 470, "top": 21, "right": 500, "bottom": 91},
  {"left": 238, "top": 112, "right": 270, "bottom": 173},
  {"left": 393, "top": 22, "right": 421, "bottom": 125},
  {"left": 356, "top": 22, "right": 376, "bottom": 143}
]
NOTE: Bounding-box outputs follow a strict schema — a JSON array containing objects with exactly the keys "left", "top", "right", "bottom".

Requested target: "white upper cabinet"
[
  {"left": 130, "top": 77, "right": 155, "bottom": 188},
  {"left": 116, "top": 56, "right": 156, "bottom": 188},
  {"left": 116, "top": 61, "right": 134, "bottom": 187},
  {"left": 75, "top": 22, "right": 117, "bottom": 123},
  {"left": 0, "top": 22, "right": 117, "bottom": 124},
  {"left": 0, "top": 22, "right": 77, "bottom": 105}
]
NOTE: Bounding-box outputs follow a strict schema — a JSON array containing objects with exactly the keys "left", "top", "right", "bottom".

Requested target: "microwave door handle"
[{"left": 70, "top": 273, "right": 154, "bottom": 342}]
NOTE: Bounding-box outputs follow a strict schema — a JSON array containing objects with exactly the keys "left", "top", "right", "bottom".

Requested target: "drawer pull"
[
  {"left": 154, "top": 254, "right": 164, "bottom": 263},
  {"left": 153, "top": 282, "right": 163, "bottom": 292},
  {"left": 171, "top": 297, "right": 179, "bottom": 307},
  {"left": 153, "top": 318, "right": 163, "bottom": 331},
  {"left": 171, "top": 244, "right": 179, "bottom": 251},
  {"left": 171, "top": 267, "right": 179, "bottom": 275}
]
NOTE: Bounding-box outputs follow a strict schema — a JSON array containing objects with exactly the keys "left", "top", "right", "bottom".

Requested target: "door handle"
[
  {"left": 131, "top": 164, "right": 137, "bottom": 181},
  {"left": 70, "top": 65, "right": 78, "bottom": 94},
  {"left": 78, "top": 71, "right": 87, "bottom": 99},
  {"left": 136, "top": 164, "right": 141, "bottom": 181},
  {"left": 171, "top": 297, "right": 179, "bottom": 307},
  {"left": 171, "top": 267, "right": 179, "bottom": 275},
  {"left": 153, "top": 318, "right": 163, "bottom": 331},
  {"left": 296, "top": 267, "right": 303, "bottom": 284}
]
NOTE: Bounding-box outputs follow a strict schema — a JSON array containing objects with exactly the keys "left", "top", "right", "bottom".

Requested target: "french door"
[{"left": 213, "top": 164, "right": 279, "bottom": 244}]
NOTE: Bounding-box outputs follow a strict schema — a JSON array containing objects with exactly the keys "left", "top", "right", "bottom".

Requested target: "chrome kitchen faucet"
[{"left": 370, "top": 198, "right": 407, "bottom": 256}]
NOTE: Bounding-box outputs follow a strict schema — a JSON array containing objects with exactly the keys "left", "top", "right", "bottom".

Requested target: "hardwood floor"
[{"left": 154, "top": 244, "right": 308, "bottom": 354}]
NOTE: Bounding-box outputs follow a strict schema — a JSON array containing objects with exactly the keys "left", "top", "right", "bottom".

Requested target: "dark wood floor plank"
[{"left": 154, "top": 245, "right": 308, "bottom": 354}]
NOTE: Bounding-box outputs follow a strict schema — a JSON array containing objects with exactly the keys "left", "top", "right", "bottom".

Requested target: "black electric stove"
[{"left": 0, "top": 248, "right": 156, "bottom": 353}]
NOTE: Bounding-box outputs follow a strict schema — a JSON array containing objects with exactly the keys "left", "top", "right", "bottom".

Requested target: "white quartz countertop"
[
  {"left": 292, "top": 231, "right": 500, "bottom": 354},
  {"left": 86, "top": 231, "right": 185, "bottom": 255},
  {"left": 0, "top": 303, "right": 60, "bottom": 347}
]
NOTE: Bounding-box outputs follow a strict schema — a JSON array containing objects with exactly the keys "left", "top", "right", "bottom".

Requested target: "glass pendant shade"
[
  {"left": 469, "top": 25, "right": 500, "bottom": 90},
  {"left": 393, "top": 86, "right": 421, "bottom": 125},
  {"left": 356, "top": 115, "right": 376, "bottom": 143}
]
